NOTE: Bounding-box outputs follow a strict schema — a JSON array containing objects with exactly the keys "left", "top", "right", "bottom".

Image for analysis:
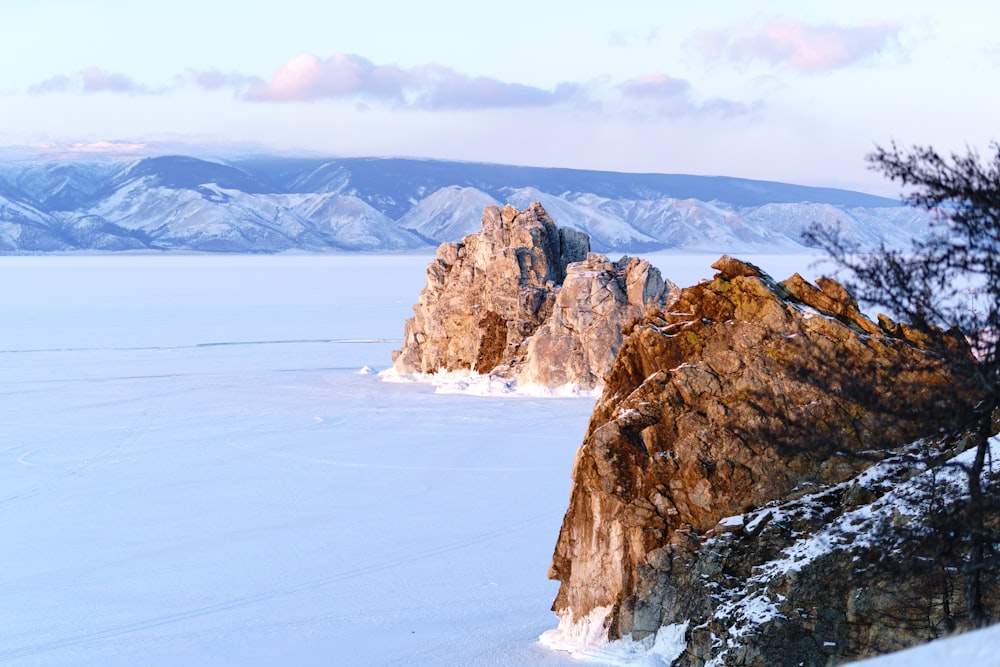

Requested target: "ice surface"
[
  {"left": 539, "top": 606, "right": 616, "bottom": 655},
  {"left": 0, "top": 252, "right": 866, "bottom": 666},
  {"left": 0, "top": 255, "right": 594, "bottom": 666},
  {"left": 381, "top": 368, "right": 603, "bottom": 398},
  {"left": 540, "top": 607, "right": 688, "bottom": 666}
]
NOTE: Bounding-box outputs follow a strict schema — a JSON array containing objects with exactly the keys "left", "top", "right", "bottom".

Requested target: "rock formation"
[
  {"left": 391, "top": 202, "right": 672, "bottom": 390},
  {"left": 546, "top": 256, "right": 984, "bottom": 665}
]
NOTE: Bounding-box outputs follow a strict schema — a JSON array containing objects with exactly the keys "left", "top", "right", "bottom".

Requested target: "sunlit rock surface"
[
  {"left": 391, "top": 202, "right": 671, "bottom": 391},
  {"left": 547, "top": 255, "right": 984, "bottom": 666}
]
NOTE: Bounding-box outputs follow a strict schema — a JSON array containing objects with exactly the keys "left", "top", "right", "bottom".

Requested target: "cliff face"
[
  {"left": 391, "top": 202, "right": 671, "bottom": 390},
  {"left": 547, "top": 256, "right": 982, "bottom": 665}
]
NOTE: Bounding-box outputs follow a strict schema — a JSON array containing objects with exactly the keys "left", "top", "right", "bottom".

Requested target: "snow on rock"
[
  {"left": 545, "top": 255, "right": 986, "bottom": 666},
  {"left": 550, "top": 435, "right": 999, "bottom": 667}
]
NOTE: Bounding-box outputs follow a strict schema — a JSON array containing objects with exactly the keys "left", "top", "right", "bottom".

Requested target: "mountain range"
[{"left": 0, "top": 154, "right": 930, "bottom": 253}]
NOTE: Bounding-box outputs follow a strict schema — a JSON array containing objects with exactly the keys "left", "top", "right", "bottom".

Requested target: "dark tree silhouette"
[{"left": 805, "top": 141, "right": 1000, "bottom": 628}]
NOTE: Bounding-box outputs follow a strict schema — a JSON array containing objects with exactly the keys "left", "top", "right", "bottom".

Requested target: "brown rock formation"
[
  {"left": 391, "top": 202, "right": 671, "bottom": 390},
  {"left": 517, "top": 254, "right": 668, "bottom": 389},
  {"left": 547, "top": 255, "right": 980, "bottom": 664}
]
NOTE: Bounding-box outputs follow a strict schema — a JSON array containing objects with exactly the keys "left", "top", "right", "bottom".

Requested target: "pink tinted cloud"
[
  {"left": 240, "top": 53, "right": 577, "bottom": 109},
  {"left": 694, "top": 19, "right": 901, "bottom": 73},
  {"left": 242, "top": 54, "right": 388, "bottom": 102}
]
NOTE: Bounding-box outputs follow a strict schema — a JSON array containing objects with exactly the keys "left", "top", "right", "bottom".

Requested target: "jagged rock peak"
[
  {"left": 390, "top": 203, "right": 672, "bottom": 390},
  {"left": 710, "top": 254, "right": 764, "bottom": 279},
  {"left": 478, "top": 202, "right": 592, "bottom": 285},
  {"left": 546, "top": 255, "right": 981, "bottom": 664}
]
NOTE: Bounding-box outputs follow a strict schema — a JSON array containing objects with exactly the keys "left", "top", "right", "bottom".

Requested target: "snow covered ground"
[
  {"left": 0, "top": 251, "right": 901, "bottom": 666},
  {"left": 843, "top": 623, "right": 1000, "bottom": 666}
]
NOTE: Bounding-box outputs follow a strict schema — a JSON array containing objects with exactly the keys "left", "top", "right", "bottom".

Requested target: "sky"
[{"left": 1, "top": 0, "right": 997, "bottom": 195}]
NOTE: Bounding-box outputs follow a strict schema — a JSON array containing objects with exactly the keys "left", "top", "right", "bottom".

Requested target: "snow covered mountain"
[
  {"left": 396, "top": 185, "right": 500, "bottom": 241},
  {"left": 0, "top": 153, "right": 931, "bottom": 253}
]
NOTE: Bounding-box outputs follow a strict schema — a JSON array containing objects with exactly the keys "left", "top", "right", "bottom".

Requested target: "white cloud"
[{"left": 29, "top": 68, "right": 149, "bottom": 95}]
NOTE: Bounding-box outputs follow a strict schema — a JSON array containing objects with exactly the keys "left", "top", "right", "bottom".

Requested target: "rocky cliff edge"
[{"left": 545, "top": 255, "right": 984, "bottom": 666}]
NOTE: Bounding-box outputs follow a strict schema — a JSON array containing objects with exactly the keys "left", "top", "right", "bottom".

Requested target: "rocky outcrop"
[
  {"left": 391, "top": 202, "right": 672, "bottom": 390},
  {"left": 515, "top": 253, "right": 668, "bottom": 389},
  {"left": 600, "top": 434, "right": 1000, "bottom": 667},
  {"left": 546, "top": 256, "right": 983, "bottom": 665}
]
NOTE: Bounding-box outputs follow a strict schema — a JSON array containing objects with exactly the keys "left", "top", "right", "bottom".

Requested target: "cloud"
[
  {"left": 190, "top": 69, "right": 254, "bottom": 92},
  {"left": 620, "top": 73, "right": 691, "bottom": 99},
  {"left": 608, "top": 28, "right": 660, "bottom": 49},
  {"left": 619, "top": 72, "right": 749, "bottom": 118},
  {"left": 240, "top": 54, "right": 404, "bottom": 103},
  {"left": 29, "top": 74, "right": 73, "bottom": 94},
  {"left": 29, "top": 67, "right": 148, "bottom": 94},
  {"left": 81, "top": 67, "right": 143, "bottom": 93},
  {"left": 692, "top": 18, "right": 901, "bottom": 73},
  {"left": 236, "top": 53, "right": 579, "bottom": 110},
  {"left": 700, "top": 98, "right": 752, "bottom": 118},
  {"left": 24, "top": 53, "right": 743, "bottom": 122},
  {"left": 407, "top": 66, "right": 581, "bottom": 110}
]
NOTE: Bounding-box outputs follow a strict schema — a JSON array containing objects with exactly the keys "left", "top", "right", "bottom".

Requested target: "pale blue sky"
[{"left": 2, "top": 0, "right": 997, "bottom": 194}]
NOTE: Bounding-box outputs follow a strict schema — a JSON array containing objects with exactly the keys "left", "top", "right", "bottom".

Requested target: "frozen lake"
[{"left": 0, "top": 252, "right": 825, "bottom": 666}]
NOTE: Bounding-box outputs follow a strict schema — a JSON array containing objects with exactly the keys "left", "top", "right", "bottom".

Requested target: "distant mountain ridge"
[{"left": 0, "top": 154, "right": 927, "bottom": 253}]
